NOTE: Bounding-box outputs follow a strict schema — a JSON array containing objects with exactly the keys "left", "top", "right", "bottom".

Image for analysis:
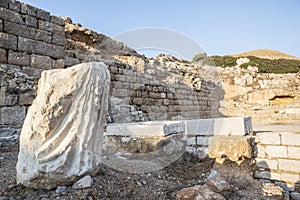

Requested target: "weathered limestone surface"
[
  {"left": 208, "top": 136, "right": 252, "bottom": 164},
  {"left": 16, "top": 62, "right": 110, "bottom": 189}
]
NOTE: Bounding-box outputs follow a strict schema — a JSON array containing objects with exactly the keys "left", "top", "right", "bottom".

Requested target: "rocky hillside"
[{"left": 231, "top": 49, "right": 300, "bottom": 60}]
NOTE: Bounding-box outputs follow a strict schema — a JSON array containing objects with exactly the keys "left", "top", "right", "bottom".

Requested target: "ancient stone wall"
[
  {"left": 255, "top": 131, "right": 300, "bottom": 191},
  {"left": 0, "top": 0, "right": 223, "bottom": 146},
  {"left": 198, "top": 65, "right": 300, "bottom": 125},
  {"left": 219, "top": 66, "right": 300, "bottom": 125}
]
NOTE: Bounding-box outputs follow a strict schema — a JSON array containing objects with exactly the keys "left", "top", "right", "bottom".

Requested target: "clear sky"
[{"left": 21, "top": 0, "right": 300, "bottom": 58}]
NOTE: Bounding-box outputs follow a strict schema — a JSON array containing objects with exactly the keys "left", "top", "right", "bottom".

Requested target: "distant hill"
[
  {"left": 231, "top": 49, "right": 300, "bottom": 61},
  {"left": 199, "top": 49, "right": 300, "bottom": 74}
]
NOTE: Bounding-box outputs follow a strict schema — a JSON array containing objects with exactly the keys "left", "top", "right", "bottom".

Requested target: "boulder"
[
  {"left": 16, "top": 62, "right": 110, "bottom": 189},
  {"left": 207, "top": 136, "right": 251, "bottom": 164}
]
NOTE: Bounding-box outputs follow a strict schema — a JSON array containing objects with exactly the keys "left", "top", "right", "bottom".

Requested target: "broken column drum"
[{"left": 16, "top": 62, "right": 110, "bottom": 189}]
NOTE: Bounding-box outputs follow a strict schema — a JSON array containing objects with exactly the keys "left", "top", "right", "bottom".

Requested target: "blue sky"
[{"left": 21, "top": 0, "right": 300, "bottom": 58}]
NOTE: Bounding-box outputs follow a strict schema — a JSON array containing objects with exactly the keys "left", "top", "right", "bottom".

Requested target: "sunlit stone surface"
[{"left": 17, "top": 62, "right": 110, "bottom": 189}]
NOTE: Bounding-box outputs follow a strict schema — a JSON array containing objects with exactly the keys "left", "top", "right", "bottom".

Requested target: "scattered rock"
[
  {"left": 163, "top": 122, "right": 185, "bottom": 136},
  {"left": 55, "top": 186, "right": 67, "bottom": 194},
  {"left": 176, "top": 185, "right": 226, "bottom": 200},
  {"left": 290, "top": 192, "right": 300, "bottom": 200},
  {"left": 16, "top": 62, "right": 110, "bottom": 189},
  {"left": 205, "top": 170, "right": 231, "bottom": 193},
  {"left": 72, "top": 175, "right": 93, "bottom": 189},
  {"left": 261, "top": 182, "right": 284, "bottom": 197}
]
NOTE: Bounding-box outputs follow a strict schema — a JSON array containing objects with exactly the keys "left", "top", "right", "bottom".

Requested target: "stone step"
[{"left": 105, "top": 116, "right": 253, "bottom": 137}]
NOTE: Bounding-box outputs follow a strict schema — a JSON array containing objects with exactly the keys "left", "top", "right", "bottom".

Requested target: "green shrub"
[
  {"left": 202, "top": 55, "right": 237, "bottom": 67},
  {"left": 240, "top": 56, "right": 300, "bottom": 73},
  {"left": 192, "top": 52, "right": 207, "bottom": 62},
  {"left": 200, "top": 54, "right": 300, "bottom": 74}
]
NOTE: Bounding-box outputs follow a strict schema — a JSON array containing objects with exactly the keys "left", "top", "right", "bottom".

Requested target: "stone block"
[
  {"left": 114, "top": 74, "right": 126, "bottom": 82},
  {"left": 4, "top": 20, "right": 34, "bottom": 39},
  {"left": 52, "top": 34, "right": 67, "bottom": 47},
  {"left": 281, "top": 173, "right": 299, "bottom": 183},
  {"left": 208, "top": 135, "right": 252, "bottom": 163},
  {"left": 186, "top": 137, "right": 196, "bottom": 146},
  {"left": 288, "top": 147, "right": 300, "bottom": 159},
  {"left": 278, "top": 159, "right": 300, "bottom": 172},
  {"left": 36, "top": 8, "right": 50, "bottom": 21},
  {"left": 21, "top": 66, "right": 43, "bottom": 78},
  {"left": 255, "top": 132, "right": 281, "bottom": 145},
  {"left": 8, "top": 51, "right": 30, "bottom": 66},
  {"left": 0, "top": 127, "right": 18, "bottom": 138},
  {"left": 266, "top": 146, "right": 287, "bottom": 158},
  {"left": 0, "top": 48, "right": 7, "bottom": 63},
  {"left": 281, "top": 133, "right": 300, "bottom": 146},
  {"left": 185, "top": 117, "right": 252, "bottom": 136},
  {"left": 18, "top": 90, "right": 36, "bottom": 105},
  {"left": 38, "top": 20, "right": 65, "bottom": 35},
  {"left": 17, "top": 36, "right": 36, "bottom": 53},
  {"left": 0, "top": 7, "right": 24, "bottom": 24},
  {"left": 18, "top": 37, "right": 65, "bottom": 59},
  {"left": 4, "top": 21, "right": 51, "bottom": 43},
  {"left": 0, "top": 127, "right": 19, "bottom": 146},
  {"left": 17, "top": 62, "right": 110, "bottom": 189},
  {"left": 9, "top": 0, "right": 21, "bottom": 12},
  {"left": 0, "top": 32, "right": 17, "bottom": 50},
  {"left": 106, "top": 121, "right": 182, "bottom": 137},
  {"left": 0, "top": 106, "right": 26, "bottom": 127},
  {"left": 197, "top": 136, "right": 209, "bottom": 146},
  {"left": 21, "top": 3, "right": 37, "bottom": 16},
  {"left": 0, "top": 88, "right": 18, "bottom": 106},
  {"left": 0, "top": 0, "right": 9, "bottom": 8},
  {"left": 31, "top": 54, "right": 53, "bottom": 69},
  {"left": 53, "top": 59, "right": 65, "bottom": 69},
  {"left": 0, "top": 19, "right": 3, "bottom": 31},
  {"left": 35, "top": 29, "right": 52, "bottom": 43},
  {"left": 256, "top": 144, "right": 266, "bottom": 158},
  {"left": 50, "top": 16, "right": 65, "bottom": 26},
  {"left": 291, "top": 192, "right": 300, "bottom": 200},
  {"left": 254, "top": 170, "right": 281, "bottom": 181},
  {"left": 24, "top": 15, "right": 37, "bottom": 28},
  {"left": 274, "top": 182, "right": 295, "bottom": 192},
  {"left": 112, "top": 88, "right": 128, "bottom": 97},
  {"left": 163, "top": 121, "right": 185, "bottom": 136},
  {"left": 255, "top": 158, "right": 278, "bottom": 170},
  {"left": 64, "top": 57, "right": 80, "bottom": 67}
]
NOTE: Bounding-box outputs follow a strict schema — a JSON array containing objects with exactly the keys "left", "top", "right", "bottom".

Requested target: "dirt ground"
[{"left": 0, "top": 144, "right": 285, "bottom": 200}]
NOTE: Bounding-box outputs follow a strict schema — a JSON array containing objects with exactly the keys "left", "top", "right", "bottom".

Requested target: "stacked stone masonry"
[
  {"left": 0, "top": 0, "right": 223, "bottom": 146},
  {"left": 1, "top": 0, "right": 300, "bottom": 197},
  {"left": 216, "top": 66, "right": 300, "bottom": 125},
  {"left": 254, "top": 132, "right": 300, "bottom": 191}
]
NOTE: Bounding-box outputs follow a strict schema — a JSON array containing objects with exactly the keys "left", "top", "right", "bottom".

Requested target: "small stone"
[
  {"left": 72, "top": 175, "right": 93, "bottom": 189},
  {"left": 176, "top": 185, "right": 225, "bottom": 200},
  {"left": 291, "top": 192, "right": 300, "bottom": 200},
  {"left": 206, "top": 170, "right": 231, "bottom": 193},
  {"left": 136, "top": 181, "right": 142, "bottom": 186},
  {"left": 55, "top": 186, "right": 66, "bottom": 194}
]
